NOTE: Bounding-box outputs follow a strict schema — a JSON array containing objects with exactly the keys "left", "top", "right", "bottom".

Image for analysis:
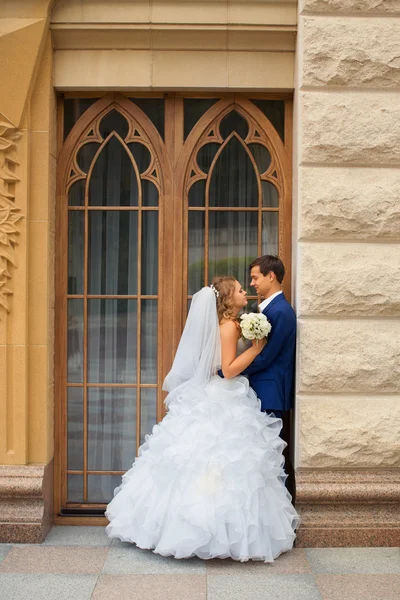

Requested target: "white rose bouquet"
[{"left": 240, "top": 312, "right": 272, "bottom": 342}]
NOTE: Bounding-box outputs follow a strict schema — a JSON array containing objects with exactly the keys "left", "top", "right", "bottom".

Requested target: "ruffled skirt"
[{"left": 105, "top": 376, "right": 299, "bottom": 562}]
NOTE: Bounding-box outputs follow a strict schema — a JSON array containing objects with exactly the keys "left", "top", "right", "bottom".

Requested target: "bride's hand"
[{"left": 251, "top": 338, "right": 266, "bottom": 354}]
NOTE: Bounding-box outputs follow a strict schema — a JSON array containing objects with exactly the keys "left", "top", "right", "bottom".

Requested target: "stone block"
[
  {"left": 300, "top": 0, "right": 400, "bottom": 14},
  {"left": 299, "top": 167, "right": 400, "bottom": 240},
  {"left": 298, "top": 319, "right": 400, "bottom": 393},
  {"left": 298, "top": 242, "right": 400, "bottom": 316},
  {"left": 152, "top": 0, "right": 227, "bottom": 24},
  {"left": 298, "top": 396, "right": 400, "bottom": 467},
  {"left": 301, "top": 92, "right": 400, "bottom": 165},
  {"left": 302, "top": 17, "right": 400, "bottom": 88},
  {"left": 152, "top": 50, "right": 228, "bottom": 88}
]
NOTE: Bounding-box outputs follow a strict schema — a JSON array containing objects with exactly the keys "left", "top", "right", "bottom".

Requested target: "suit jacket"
[{"left": 242, "top": 293, "right": 296, "bottom": 412}]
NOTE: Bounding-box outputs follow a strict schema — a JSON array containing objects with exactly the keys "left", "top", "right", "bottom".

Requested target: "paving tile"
[
  {"left": 0, "top": 545, "right": 109, "bottom": 574},
  {"left": 207, "top": 549, "right": 312, "bottom": 574},
  {"left": 0, "top": 545, "right": 12, "bottom": 563},
  {"left": 43, "top": 526, "right": 111, "bottom": 546},
  {"left": 306, "top": 547, "right": 400, "bottom": 574},
  {"left": 92, "top": 574, "right": 207, "bottom": 600},
  {"left": 0, "top": 574, "right": 97, "bottom": 600},
  {"left": 316, "top": 574, "right": 400, "bottom": 600},
  {"left": 207, "top": 574, "right": 322, "bottom": 600},
  {"left": 102, "top": 545, "right": 206, "bottom": 574}
]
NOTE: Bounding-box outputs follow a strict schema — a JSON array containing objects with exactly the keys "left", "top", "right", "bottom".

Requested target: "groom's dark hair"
[{"left": 249, "top": 255, "right": 285, "bottom": 283}]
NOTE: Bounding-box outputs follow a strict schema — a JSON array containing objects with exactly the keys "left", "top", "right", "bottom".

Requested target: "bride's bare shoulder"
[{"left": 220, "top": 319, "right": 240, "bottom": 337}]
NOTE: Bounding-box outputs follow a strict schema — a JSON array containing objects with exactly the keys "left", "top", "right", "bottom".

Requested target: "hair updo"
[{"left": 210, "top": 276, "right": 237, "bottom": 324}]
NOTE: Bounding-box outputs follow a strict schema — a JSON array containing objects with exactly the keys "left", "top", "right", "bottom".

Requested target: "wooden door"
[{"left": 55, "top": 93, "right": 292, "bottom": 522}]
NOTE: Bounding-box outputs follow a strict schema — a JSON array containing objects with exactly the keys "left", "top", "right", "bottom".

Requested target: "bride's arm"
[{"left": 220, "top": 321, "right": 265, "bottom": 379}]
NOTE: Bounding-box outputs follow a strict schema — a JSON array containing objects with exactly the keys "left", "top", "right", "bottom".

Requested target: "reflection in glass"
[
  {"left": 68, "top": 300, "right": 84, "bottom": 383},
  {"left": 141, "top": 212, "right": 158, "bottom": 295},
  {"left": 76, "top": 142, "right": 100, "bottom": 173},
  {"left": 99, "top": 109, "right": 129, "bottom": 140},
  {"left": 209, "top": 212, "right": 258, "bottom": 291},
  {"left": 88, "top": 299, "right": 137, "bottom": 383},
  {"left": 249, "top": 144, "right": 271, "bottom": 174},
  {"left": 67, "top": 474, "right": 84, "bottom": 503},
  {"left": 88, "top": 388, "right": 136, "bottom": 471},
  {"left": 249, "top": 99, "right": 285, "bottom": 141},
  {"left": 88, "top": 474, "right": 123, "bottom": 503},
  {"left": 262, "top": 181, "right": 279, "bottom": 208},
  {"left": 89, "top": 137, "right": 138, "bottom": 206},
  {"left": 188, "top": 179, "right": 205, "bottom": 207},
  {"left": 68, "top": 211, "right": 84, "bottom": 294},
  {"left": 128, "top": 143, "right": 151, "bottom": 174},
  {"left": 219, "top": 110, "right": 249, "bottom": 140},
  {"left": 142, "top": 179, "right": 159, "bottom": 207},
  {"left": 130, "top": 98, "right": 165, "bottom": 140},
  {"left": 141, "top": 301, "right": 158, "bottom": 384},
  {"left": 68, "top": 388, "right": 83, "bottom": 470},
  {"left": 89, "top": 211, "right": 138, "bottom": 295},
  {"left": 68, "top": 179, "right": 85, "bottom": 206},
  {"left": 262, "top": 212, "right": 279, "bottom": 256},
  {"left": 196, "top": 143, "right": 220, "bottom": 173},
  {"left": 184, "top": 99, "right": 219, "bottom": 140},
  {"left": 209, "top": 137, "right": 258, "bottom": 207},
  {"left": 64, "top": 98, "right": 101, "bottom": 140},
  {"left": 140, "top": 388, "right": 157, "bottom": 445},
  {"left": 188, "top": 212, "right": 205, "bottom": 294}
]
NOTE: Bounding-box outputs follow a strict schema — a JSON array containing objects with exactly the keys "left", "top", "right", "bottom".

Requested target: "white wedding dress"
[{"left": 105, "top": 288, "right": 299, "bottom": 562}]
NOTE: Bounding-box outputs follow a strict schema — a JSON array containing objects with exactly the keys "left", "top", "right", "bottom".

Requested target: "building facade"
[{"left": 0, "top": 0, "right": 399, "bottom": 545}]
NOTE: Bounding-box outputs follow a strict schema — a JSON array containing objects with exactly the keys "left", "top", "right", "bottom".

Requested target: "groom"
[{"left": 242, "top": 255, "right": 296, "bottom": 420}]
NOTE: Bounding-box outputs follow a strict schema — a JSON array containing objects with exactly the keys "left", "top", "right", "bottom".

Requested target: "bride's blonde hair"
[{"left": 210, "top": 276, "right": 238, "bottom": 324}]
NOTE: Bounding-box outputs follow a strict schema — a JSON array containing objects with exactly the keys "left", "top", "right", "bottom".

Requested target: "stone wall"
[{"left": 295, "top": 0, "right": 400, "bottom": 545}]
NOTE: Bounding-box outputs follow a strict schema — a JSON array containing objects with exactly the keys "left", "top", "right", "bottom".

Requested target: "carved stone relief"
[{"left": 0, "top": 116, "right": 22, "bottom": 312}]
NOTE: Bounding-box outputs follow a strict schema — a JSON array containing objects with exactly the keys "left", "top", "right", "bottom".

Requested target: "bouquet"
[{"left": 240, "top": 312, "right": 272, "bottom": 342}]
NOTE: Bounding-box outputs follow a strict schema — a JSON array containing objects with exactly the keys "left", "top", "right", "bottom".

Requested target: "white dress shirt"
[{"left": 258, "top": 290, "right": 283, "bottom": 313}]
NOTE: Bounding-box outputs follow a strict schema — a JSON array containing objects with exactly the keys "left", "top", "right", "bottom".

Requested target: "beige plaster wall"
[
  {"left": 51, "top": 0, "right": 297, "bottom": 90},
  {"left": 0, "top": 0, "right": 55, "bottom": 466},
  {"left": 295, "top": 0, "right": 400, "bottom": 468}
]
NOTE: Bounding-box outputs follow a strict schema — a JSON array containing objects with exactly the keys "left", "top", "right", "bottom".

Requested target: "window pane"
[
  {"left": 89, "top": 211, "right": 138, "bottom": 295},
  {"left": 88, "top": 388, "right": 136, "bottom": 471},
  {"left": 127, "top": 142, "right": 151, "bottom": 174},
  {"left": 68, "top": 211, "right": 84, "bottom": 294},
  {"left": 184, "top": 98, "right": 219, "bottom": 140},
  {"left": 209, "top": 136, "right": 258, "bottom": 207},
  {"left": 141, "top": 300, "right": 157, "bottom": 384},
  {"left": 188, "top": 212, "right": 205, "bottom": 294},
  {"left": 64, "top": 98, "right": 101, "bottom": 140},
  {"left": 141, "top": 211, "right": 158, "bottom": 295},
  {"left": 142, "top": 180, "right": 158, "bottom": 207},
  {"left": 68, "top": 387, "right": 83, "bottom": 470},
  {"left": 140, "top": 388, "right": 157, "bottom": 445},
  {"left": 67, "top": 474, "right": 84, "bottom": 503},
  {"left": 188, "top": 179, "right": 205, "bottom": 207},
  {"left": 99, "top": 110, "right": 129, "bottom": 140},
  {"left": 76, "top": 142, "right": 100, "bottom": 173},
  {"left": 68, "top": 300, "right": 84, "bottom": 383},
  {"left": 209, "top": 212, "right": 258, "bottom": 291},
  {"left": 262, "top": 212, "right": 279, "bottom": 255},
  {"left": 219, "top": 110, "right": 249, "bottom": 140},
  {"left": 88, "top": 474, "right": 123, "bottom": 503},
  {"left": 249, "top": 144, "right": 271, "bottom": 174},
  {"left": 262, "top": 181, "right": 279, "bottom": 208},
  {"left": 88, "top": 299, "right": 137, "bottom": 384},
  {"left": 130, "top": 98, "right": 165, "bottom": 140},
  {"left": 249, "top": 99, "right": 285, "bottom": 141},
  {"left": 68, "top": 179, "right": 85, "bottom": 206},
  {"left": 196, "top": 143, "right": 220, "bottom": 173},
  {"left": 89, "top": 137, "right": 138, "bottom": 206}
]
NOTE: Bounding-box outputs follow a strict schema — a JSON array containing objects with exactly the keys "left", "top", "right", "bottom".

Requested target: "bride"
[{"left": 105, "top": 276, "right": 299, "bottom": 562}]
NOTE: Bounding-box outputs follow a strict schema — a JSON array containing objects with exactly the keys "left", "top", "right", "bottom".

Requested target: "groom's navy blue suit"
[{"left": 242, "top": 293, "right": 296, "bottom": 413}]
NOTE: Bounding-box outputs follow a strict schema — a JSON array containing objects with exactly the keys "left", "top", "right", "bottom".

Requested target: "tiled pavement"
[{"left": 0, "top": 528, "right": 399, "bottom": 600}]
